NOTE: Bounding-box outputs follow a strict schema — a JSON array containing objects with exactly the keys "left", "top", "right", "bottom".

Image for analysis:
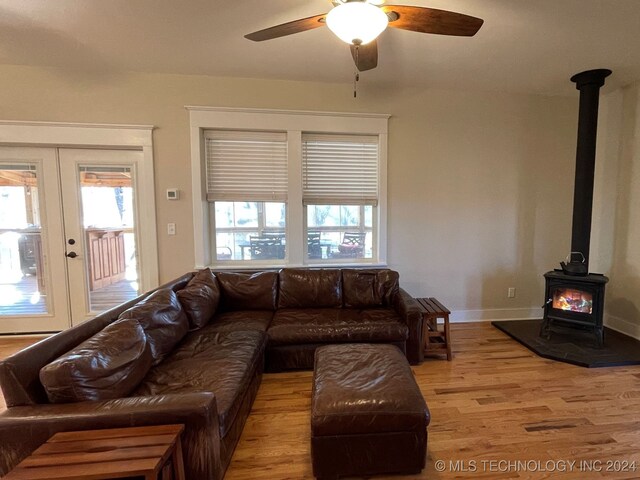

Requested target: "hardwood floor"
[{"left": 2, "top": 323, "right": 640, "bottom": 479}]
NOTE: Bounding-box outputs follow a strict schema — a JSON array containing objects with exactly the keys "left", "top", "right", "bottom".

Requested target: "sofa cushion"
[
  {"left": 278, "top": 269, "right": 342, "bottom": 309},
  {"left": 209, "top": 310, "right": 273, "bottom": 333},
  {"left": 342, "top": 269, "right": 400, "bottom": 308},
  {"left": 217, "top": 271, "right": 278, "bottom": 311},
  {"left": 39, "top": 318, "right": 153, "bottom": 403},
  {"left": 134, "top": 330, "right": 267, "bottom": 438},
  {"left": 120, "top": 288, "right": 189, "bottom": 365},
  {"left": 268, "top": 308, "right": 408, "bottom": 346},
  {"left": 177, "top": 268, "right": 220, "bottom": 330}
]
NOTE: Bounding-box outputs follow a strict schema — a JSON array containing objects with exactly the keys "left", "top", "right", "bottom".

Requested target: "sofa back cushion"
[
  {"left": 120, "top": 288, "right": 189, "bottom": 365},
  {"left": 0, "top": 273, "right": 193, "bottom": 408},
  {"left": 39, "top": 318, "right": 152, "bottom": 403},
  {"left": 177, "top": 268, "right": 220, "bottom": 330},
  {"left": 278, "top": 269, "right": 342, "bottom": 309},
  {"left": 217, "top": 271, "right": 278, "bottom": 311},
  {"left": 342, "top": 269, "right": 400, "bottom": 308}
]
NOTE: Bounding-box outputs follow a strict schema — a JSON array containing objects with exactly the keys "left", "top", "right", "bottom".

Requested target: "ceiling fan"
[{"left": 245, "top": 0, "right": 484, "bottom": 72}]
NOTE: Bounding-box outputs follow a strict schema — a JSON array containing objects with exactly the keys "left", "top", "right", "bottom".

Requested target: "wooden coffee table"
[{"left": 3, "top": 424, "right": 186, "bottom": 480}]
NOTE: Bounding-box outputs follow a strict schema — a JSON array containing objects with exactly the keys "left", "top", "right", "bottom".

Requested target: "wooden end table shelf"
[
  {"left": 3, "top": 424, "right": 186, "bottom": 480},
  {"left": 416, "top": 297, "right": 452, "bottom": 361}
]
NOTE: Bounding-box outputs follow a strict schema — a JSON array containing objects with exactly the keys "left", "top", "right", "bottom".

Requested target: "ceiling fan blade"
[
  {"left": 383, "top": 5, "right": 483, "bottom": 37},
  {"left": 245, "top": 13, "right": 327, "bottom": 42},
  {"left": 350, "top": 41, "right": 378, "bottom": 71}
]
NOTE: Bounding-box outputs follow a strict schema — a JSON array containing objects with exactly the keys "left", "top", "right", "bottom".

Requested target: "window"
[
  {"left": 190, "top": 107, "right": 388, "bottom": 267},
  {"left": 306, "top": 205, "right": 373, "bottom": 260},
  {"left": 205, "top": 131, "right": 288, "bottom": 262},
  {"left": 213, "top": 201, "right": 286, "bottom": 261},
  {"left": 303, "top": 134, "right": 378, "bottom": 261}
]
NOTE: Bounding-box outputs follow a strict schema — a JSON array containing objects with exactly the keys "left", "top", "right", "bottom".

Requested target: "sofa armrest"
[
  {"left": 393, "top": 288, "right": 423, "bottom": 364},
  {"left": 0, "top": 392, "right": 221, "bottom": 479}
]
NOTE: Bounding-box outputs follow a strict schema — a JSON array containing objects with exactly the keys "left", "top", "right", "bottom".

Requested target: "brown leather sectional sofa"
[{"left": 0, "top": 268, "right": 423, "bottom": 480}]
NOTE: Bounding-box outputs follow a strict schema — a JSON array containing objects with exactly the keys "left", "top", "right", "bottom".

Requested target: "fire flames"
[{"left": 553, "top": 289, "right": 593, "bottom": 314}]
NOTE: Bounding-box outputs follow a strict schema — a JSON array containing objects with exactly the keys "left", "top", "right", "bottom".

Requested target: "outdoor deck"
[{"left": 0, "top": 276, "right": 138, "bottom": 317}]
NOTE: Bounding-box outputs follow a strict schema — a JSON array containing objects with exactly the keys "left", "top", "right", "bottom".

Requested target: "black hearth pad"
[{"left": 492, "top": 320, "right": 640, "bottom": 368}]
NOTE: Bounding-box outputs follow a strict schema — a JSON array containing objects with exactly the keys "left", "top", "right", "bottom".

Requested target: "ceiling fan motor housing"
[{"left": 326, "top": 1, "right": 390, "bottom": 45}]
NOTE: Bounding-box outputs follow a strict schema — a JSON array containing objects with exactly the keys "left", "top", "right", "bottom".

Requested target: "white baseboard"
[
  {"left": 450, "top": 307, "right": 542, "bottom": 323},
  {"left": 604, "top": 314, "right": 640, "bottom": 340},
  {"left": 450, "top": 307, "right": 640, "bottom": 340}
]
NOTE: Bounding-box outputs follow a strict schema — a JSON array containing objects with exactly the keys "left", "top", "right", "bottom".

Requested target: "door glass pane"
[
  {"left": 79, "top": 166, "right": 139, "bottom": 312},
  {"left": 0, "top": 164, "right": 48, "bottom": 316}
]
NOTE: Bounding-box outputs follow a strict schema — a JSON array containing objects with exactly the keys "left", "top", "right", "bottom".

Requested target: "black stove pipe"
[{"left": 569, "top": 68, "right": 611, "bottom": 271}]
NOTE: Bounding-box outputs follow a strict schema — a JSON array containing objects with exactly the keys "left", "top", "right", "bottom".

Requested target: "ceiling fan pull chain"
[
  {"left": 354, "top": 71, "right": 360, "bottom": 98},
  {"left": 353, "top": 45, "right": 360, "bottom": 98}
]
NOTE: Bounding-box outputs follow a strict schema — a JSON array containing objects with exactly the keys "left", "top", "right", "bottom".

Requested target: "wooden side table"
[
  {"left": 3, "top": 424, "right": 186, "bottom": 480},
  {"left": 416, "top": 297, "right": 452, "bottom": 361}
]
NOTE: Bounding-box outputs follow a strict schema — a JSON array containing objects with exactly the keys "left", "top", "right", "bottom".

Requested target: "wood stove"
[
  {"left": 540, "top": 69, "right": 611, "bottom": 345},
  {"left": 541, "top": 270, "right": 608, "bottom": 346}
]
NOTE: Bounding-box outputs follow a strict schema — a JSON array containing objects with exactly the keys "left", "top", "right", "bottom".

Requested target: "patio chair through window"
[
  {"left": 307, "top": 231, "right": 322, "bottom": 259},
  {"left": 333, "top": 232, "right": 366, "bottom": 258},
  {"left": 250, "top": 235, "right": 285, "bottom": 260},
  {"left": 216, "top": 246, "right": 233, "bottom": 260}
]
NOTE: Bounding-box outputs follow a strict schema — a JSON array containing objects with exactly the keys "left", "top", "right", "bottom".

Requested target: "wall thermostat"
[{"left": 166, "top": 189, "right": 180, "bottom": 200}]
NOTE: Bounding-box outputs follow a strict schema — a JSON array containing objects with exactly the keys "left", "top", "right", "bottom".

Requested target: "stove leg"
[
  {"left": 539, "top": 319, "right": 552, "bottom": 339},
  {"left": 595, "top": 326, "right": 604, "bottom": 348}
]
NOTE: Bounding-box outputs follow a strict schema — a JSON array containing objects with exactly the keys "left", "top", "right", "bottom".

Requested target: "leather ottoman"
[{"left": 311, "top": 344, "right": 430, "bottom": 479}]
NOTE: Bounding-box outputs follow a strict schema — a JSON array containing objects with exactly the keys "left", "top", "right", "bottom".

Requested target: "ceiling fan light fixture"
[{"left": 326, "top": 1, "right": 389, "bottom": 45}]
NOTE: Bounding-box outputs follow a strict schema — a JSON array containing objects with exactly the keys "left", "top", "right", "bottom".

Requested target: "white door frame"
[{"left": 0, "top": 121, "right": 159, "bottom": 313}]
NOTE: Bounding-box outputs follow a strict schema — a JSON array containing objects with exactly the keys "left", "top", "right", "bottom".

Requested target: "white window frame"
[{"left": 187, "top": 107, "right": 389, "bottom": 268}]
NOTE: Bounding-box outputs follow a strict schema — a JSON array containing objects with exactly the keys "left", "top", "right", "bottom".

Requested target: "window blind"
[
  {"left": 302, "top": 134, "right": 379, "bottom": 206},
  {"left": 205, "top": 130, "right": 288, "bottom": 202}
]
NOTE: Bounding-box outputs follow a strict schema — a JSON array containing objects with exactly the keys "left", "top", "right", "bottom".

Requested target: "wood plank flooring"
[
  {"left": 0, "top": 276, "right": 47, "bottom": 316},
  {"left": 2, "top": 323, "right": 640, "bottom": 479},
  {"left": 89, "top": 279, "right": 139, "bottom": 312}
]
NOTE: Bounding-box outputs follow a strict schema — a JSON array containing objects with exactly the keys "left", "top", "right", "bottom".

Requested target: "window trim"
[{"left": 187, "top": 107, "right": 389, "bottom": 268}]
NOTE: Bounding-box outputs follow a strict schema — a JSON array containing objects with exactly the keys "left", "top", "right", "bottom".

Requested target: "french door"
[{"left": 0, "top": 146, "right": 145, "bottom": 333}]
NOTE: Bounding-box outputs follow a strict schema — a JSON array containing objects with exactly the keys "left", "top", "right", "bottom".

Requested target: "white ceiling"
[{"left": 0, "top": 0, "right": 638, "bottom": 96}]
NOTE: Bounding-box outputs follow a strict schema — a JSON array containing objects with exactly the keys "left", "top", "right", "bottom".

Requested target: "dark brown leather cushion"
[
  {"left": 177, "top": 269, "right": 220, "bottom": 330},
  {"left": 312, "top": 344, "right": 429, "bottom": 436},
  {"left": 278, "top": 269, "right": 342, "bottom": 309},
  {"left": 342, "top": 269, "right": 399, "bottom": 308},
  {"left": 268, "top": 308, "right": 408, "bottom": 345},
  {"left": 120, "top": 288, "right": 189, "bottom": 365},
  {"left": 208, "top": 310, "right": 273, "bottom": 333},
  {"left": 135, "top": 329, "right": 267, "bottom": 438},
  {"left": 217, "top": 271, "right": 278, "bottom": 311},
  {"left": 39, "top": 318, "right": 153, "bottom": 404}
]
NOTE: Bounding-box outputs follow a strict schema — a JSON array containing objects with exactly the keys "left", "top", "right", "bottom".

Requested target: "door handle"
[{"left": 66, "top": 251, "right": 78, "bottom": 259}]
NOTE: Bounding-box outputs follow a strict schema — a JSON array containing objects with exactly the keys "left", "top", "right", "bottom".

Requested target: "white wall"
[
  {"left": 595, "top": 82, "right": 640, "bottom": 338},
  {"left": 0, "top": 64, "right": 579, "bottom": 321}
]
